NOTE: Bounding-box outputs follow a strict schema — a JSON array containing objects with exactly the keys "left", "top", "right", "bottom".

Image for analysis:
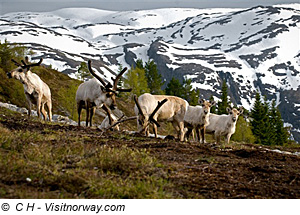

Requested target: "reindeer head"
[
  {"left": 88, "top": 60, "right": 131, "bottom": 110},
  {"left": 198, "top": 99, "right": 216, "bottom": 115},
  {"left": 226, "top": 106, "right": 243, "bottom": 122},
  {"left": 134, "top": 95, "right": 168, "bottom": 133},
  {"left": 7, "top": 57, "right": 43, "bottom": 80}
]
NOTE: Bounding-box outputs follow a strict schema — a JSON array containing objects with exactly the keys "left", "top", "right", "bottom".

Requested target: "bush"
[{"left": 231, "top": 116, "right": 255, "bottom": 143}]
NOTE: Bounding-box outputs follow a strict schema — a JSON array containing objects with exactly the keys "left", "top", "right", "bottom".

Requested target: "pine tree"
[
  {"left": 250, "top": 92, "right": 265, "bottom": 145},
  {"left": 165, "top": 77, "right": 184, "bottom": 97},
  {"left": 250, "top": 93, "right": 283, "bottom": 145},
  {"left": 181, "top": 79, "right": 199, "bottom": 105},
  {"left": 76, "top": 61, "right": 91, "bottom": 81},
  {"left": 261, "top": 96, "right": 273, "bottom": 145},
  {"left": 145, "top": 60, "right": 164, "bottom": 95},
  {"left": 269, "top": 100, "right": 289, "bottom": 145},
  {"left": 217, "top": 80, "right": 229, "bottom": 114},
  {"left": 189, "top": 89, "right": 200, "bottom": 106},
  {"left": 117, "top": 64, "right": 126, "bottom": 87},
  {"left": 0, "top": 39, "right": 27, "bottom": 72},
  {"left": 135, "top": 59, "right": 144, "bottom": 70},
  {"left": 124, "top": 66, "right": 149, "bottom": 96}
]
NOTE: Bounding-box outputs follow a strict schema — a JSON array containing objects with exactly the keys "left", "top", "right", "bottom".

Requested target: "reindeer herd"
[{"left": 6, "top": 57, "right": 243, "bottom": 144}]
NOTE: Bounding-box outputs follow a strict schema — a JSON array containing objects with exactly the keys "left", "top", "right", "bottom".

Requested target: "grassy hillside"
[
  {"left": 0, "top": 65, "right": 139, "bottom": 128},
  {"left": 0, "top": 66, "right": 82, "bottom": 120},
  {"left": 0, "top": 107, "right": 299, "bottom": 198}
]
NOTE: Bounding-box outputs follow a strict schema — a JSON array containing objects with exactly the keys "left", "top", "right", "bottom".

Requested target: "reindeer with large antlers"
[
  {"left": 134, "top": 93, "right": 188, "bottom": 141},
  {"left": 7, "top": 57, "right": 52, "bottom": 121},
  {"left": 75, "top": 60, "right": 131, "bottom": 127}
]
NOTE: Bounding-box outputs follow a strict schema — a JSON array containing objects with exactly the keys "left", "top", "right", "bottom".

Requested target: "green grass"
[{"left": 0, "top": 121, "right": 174, "bottom": 198}]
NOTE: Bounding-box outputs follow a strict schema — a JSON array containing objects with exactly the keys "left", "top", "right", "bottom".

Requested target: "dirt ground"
[{"left": 1, "top": 108, "right": 300, "bottom": 199}]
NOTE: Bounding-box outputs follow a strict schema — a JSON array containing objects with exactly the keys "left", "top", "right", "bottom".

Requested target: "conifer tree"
[
  {"left": 124, "top": 66, "right": 149, "bottom": 97},
  {"left": 135, "top": 59, "right": 144, "bottom": 70},
  {"left": 145, "top": 60, "right": 164, "bottom": 95},
  {"left": 165, "top": 77, "right": 184, "bottom": 97},
  {"left": 261, "top": 96, "right": 273, "bottom": 145},
  {"left": 217, "top": 80, "right": 229, "bottom": 114},
  {"left": 0, "top": 39, "right": 27, "bottom": 72},
  {"left": 250, "top": 93, "right": 288, "bottom": 145},
  {"left": 182, "top": 79, "right": 199, "bottom": 105},
  {"left": 76, "top": 61, "right": 91, "bottom": 81},
  {"left": 250, "top": 92, "right": 265, "bottom": 145},
  {"left": 269, "top": 100, "right": 289, "bottom": 145}
]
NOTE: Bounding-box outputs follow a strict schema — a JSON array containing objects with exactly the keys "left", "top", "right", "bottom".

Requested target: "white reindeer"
[
  {"left": 134, "top": 93, "right": 188, "bottom": 141},
  {"left": 205, "top": 107, "right": 243, "bottom": 144},
  {"left": 184, "top": 99, "right": 216, "bottom": 143},
  {"left": 7, "top": 57, "right": 52, "bottom": 121},
  {"left": 76, "top": 60, "right": 131, "bottom": 127}
]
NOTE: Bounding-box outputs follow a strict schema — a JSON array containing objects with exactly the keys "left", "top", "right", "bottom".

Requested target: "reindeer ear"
[
  {"left": 210, "top": 101, "right": 216, "bottom": 107},
  {"left": 239, "top": 106, "right": 244, "bottom": 115},
  {"left": 198, "top": 98, "right": 205, "bottom": 105},
  {"left": 226, "top": 107, "right": 232, "bottom": 113}
]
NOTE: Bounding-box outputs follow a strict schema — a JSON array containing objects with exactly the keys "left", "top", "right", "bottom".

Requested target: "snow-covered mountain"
[{"left": 0, "top": 4, "right": 300, "bottom": 142}]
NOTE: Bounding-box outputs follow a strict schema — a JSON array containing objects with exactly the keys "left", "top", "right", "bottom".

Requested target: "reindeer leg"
[
  {"left": 200, "top": 126, "right": 206, "bottom": 144},
  {"left": 153, "top": 124, "right": 158, "bottom": 138},
  {"left": 172, "top": 121, "right": 180, "bottom": 138},
  {"left": 145, "top": 125, "right": 150, "bottom": 137},
  {"left": 41, "top": 103, "right": 47, "bottom": 120},
  {"left": 47, "top": 100, "right": 52, "bottom": 122},
  {"left": 185, "top": 127, "right": 193, "bottom": 141},
  {"left": 226, "top": 134, "right": 231, "bottom": 145},
  {"left": 25, "top": 93, "right": 32, "bottom": 117},
  {"left": 90, "top": 106, "right": 95, "bottom": 127},
  {"left": 36, "top": 96, "right": 42, "bottom": 119},
  {"left": 152, "top": 116, "right": 158, "bottom": 138},
  {"left": 85, "top": 101, "right": 90, "bottom": 127},
  {"left": 178, "top": 121, "right": 185, "bottom": 142},
  {"left": 77, "top": 101, "right": 83, "bottom": 126},
  {"left": 196, "top": 126, "right": 201, "bottom": 143},
  {"left": 215, "top": 132, "right": 221, "bottom": 144}
]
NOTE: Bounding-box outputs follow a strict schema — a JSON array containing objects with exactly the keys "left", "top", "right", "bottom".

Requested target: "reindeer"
[
  {"left": 134, "top": 93, "right": 188, "bottom": 141},
  {"left": 75, "top": 60, "right": 131, "bottom": 127},
  {"left": 184, "top": 99, "right": 216, "bottom": 143},
  {"left": 205, "top": 107, "right": 243, "bottom": 144},
  {"left": 7, "top": 57, "right": 52, "bottom": 121}
]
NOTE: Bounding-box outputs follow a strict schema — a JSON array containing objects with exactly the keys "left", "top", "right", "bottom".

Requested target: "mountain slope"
[{"left": 0, "top": 4, "right": 299, "bottom": 142}]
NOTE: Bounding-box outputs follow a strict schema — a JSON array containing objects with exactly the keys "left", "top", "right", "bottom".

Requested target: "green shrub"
[{"left": 231, "top": 116, "right": 255, "bottom": 143}]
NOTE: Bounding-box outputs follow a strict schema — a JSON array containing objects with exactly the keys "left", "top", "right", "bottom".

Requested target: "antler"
[
  {"left": 133, "top": 95, "right": 145, "bottom": 119},
  {"left": 11, "top": 59, "right": 22, "bottom": 67},
  {"left": 149, "top": 99, "right": 168, "bottom": 127},
  {"left": 112, "top": 67, "right": 127, "bottom": 90},
  {"left": 102, "top": 104, "right": 113, "bottom": 125},
  {"left": 111, "top": 67, "right": 132, "bottom": 92},
  {"left": 106, "top": 116, "right": 137, "bottom": 131},
  {"left": 21, "top": 58, "right": 43, "bottom": 69},
  {"left": 88, "top": 60, "right": 107, "bottom": 87}
]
